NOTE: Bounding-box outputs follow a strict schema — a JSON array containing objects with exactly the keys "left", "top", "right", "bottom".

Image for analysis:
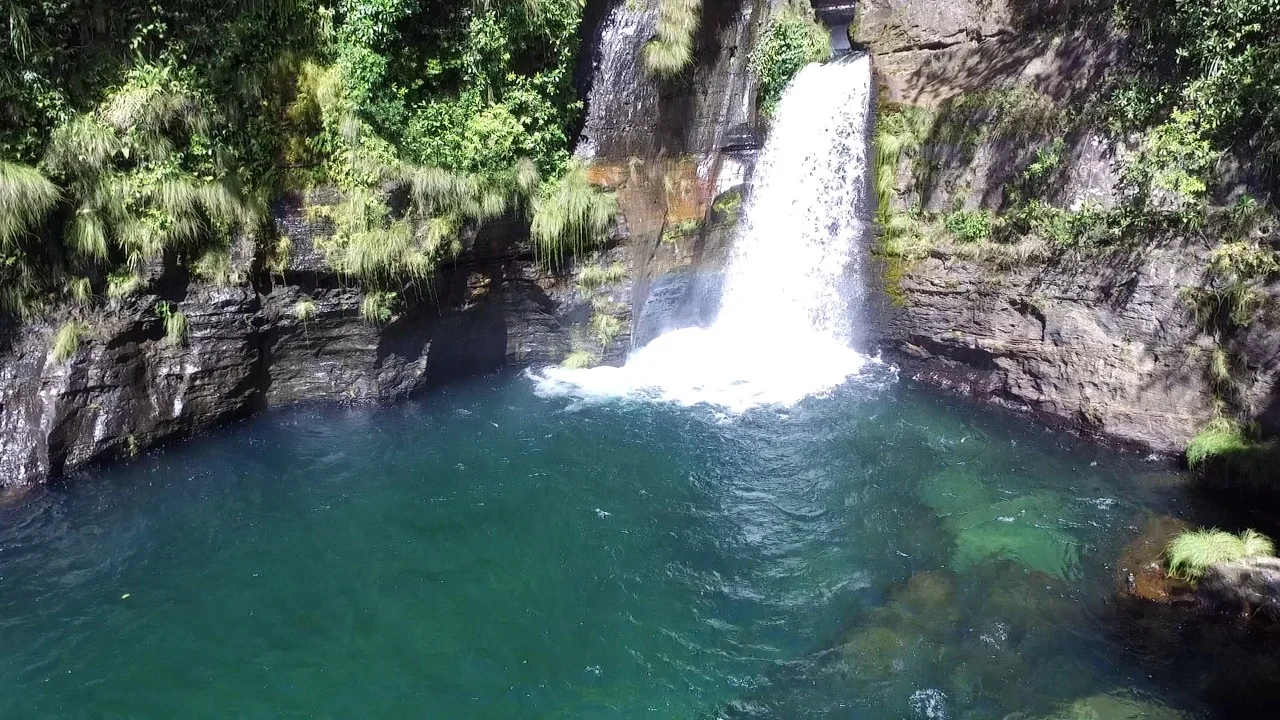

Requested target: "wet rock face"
[
  {"left": 0, "top": 286, "right": 263, "bottom": 485},
  {"left": 577, "top": 0, "right": 769, "bottom": 350},
  {"left": 0, "top": 215, "right": 582, "bottom": 488},
  {"left": 854, "top": 0, "right": 1280, "bottom": 451}
]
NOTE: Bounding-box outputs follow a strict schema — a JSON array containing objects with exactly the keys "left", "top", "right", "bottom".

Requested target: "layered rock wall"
[{"left": 858, "top": 0, "right": 1280, "bottom": 451}]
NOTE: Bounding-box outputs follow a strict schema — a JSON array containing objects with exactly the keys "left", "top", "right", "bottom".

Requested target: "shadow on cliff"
[
  {"left": 892, "top": 12, "right": 1125, "bottom": 107},
  {"left": 653, "top": 0, "right": 745, "bottom": 154}
]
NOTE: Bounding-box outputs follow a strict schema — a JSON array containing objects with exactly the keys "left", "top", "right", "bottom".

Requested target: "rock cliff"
[
  {"left": 0, "top": 205, "right": 606, "bottom": 486},
  {"left": 0, "top": 0, "right": 769, "bottom": 487},
  {"left": 857, "top": 0, "right": 1280, "bottom": 452}
]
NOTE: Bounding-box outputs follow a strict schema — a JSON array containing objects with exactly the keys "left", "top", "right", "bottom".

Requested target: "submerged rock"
[
  {"left": 1115, "top": 515, "right": 1194, "bottom": 604},
  {"left": 1033, "top": 691, "right": 1183, "bottom": 720},
  {"left": 920, "top": 467, "right": 1081, "bottom": 580}
]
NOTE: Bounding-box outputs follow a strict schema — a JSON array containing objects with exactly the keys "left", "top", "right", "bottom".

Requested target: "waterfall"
[{"left": 533, "top": 55, "right": 878, "bottom": 411}]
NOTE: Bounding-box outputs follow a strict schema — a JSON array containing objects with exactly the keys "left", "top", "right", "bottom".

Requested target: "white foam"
[{"left": 533, "top": 56, "right": 877, "bottom": 412}]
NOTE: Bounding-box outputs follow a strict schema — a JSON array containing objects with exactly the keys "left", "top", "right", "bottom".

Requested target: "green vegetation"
[
  {"left": 577, "top": 262, "right": 627, "bottom": 291},
  {"left": 360, "top": 291, "right": 397, "bottom": 325},
  {"left": 750, "top": 3, "right": 831, "bottom": 116},
  {"left": 560, "top": 349, "right": 598, "bottom": 369},
  {"left": 0, "top": 0, "right": 612, "bottom": 322},
  {"left": 644, "top": 0, "right": 702, "bottom": 76},
  {"left": 661, "top": 218, "right": 703, "bottom": 244},
  {"left": 710, "top": 187, "right": 744, "bottom": 225},
  {"left": 1113, "top": 0, "right": 1280, "bottom": 167},
  {"left": 942, "top": 210, "right": 992, "bottom": 243},
  {"left": 51, "top": 320, "right": 88, "bottom": 362},
  {"left": 531, "top": 163, "right": 618, "bottom": 266},
  {"left": 106, "top": 270, "right": 144, "bottom": 301},
  {"left": 872, "top": 104, "right": 932, "bottom": 225},
  {"left": 1183, "top": 416, "right": 1280, "bottom": 493},
  {"left": 295, "top": 299, "right": 318, "bottom": 323},
  {"left": 1166, "top": 528, "right": 1275, "bottom": 582},
  {"left": 590, "top": 312, "right": 624, "bottom": 347},
  {"left": 1187, "top": 418, "right": 1254, "bottom": 471},
  {"left": 154, "top": 301, "right": 188, "bottom": 344}
]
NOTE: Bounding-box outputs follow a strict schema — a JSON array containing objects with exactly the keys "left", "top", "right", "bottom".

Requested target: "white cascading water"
[{"left": 533, "top": 55, "right": 877, "bottom": 411}]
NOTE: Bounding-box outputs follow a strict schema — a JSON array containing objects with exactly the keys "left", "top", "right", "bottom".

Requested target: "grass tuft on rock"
[
  {"left": 295, "top": 299, "right": 317, "bottom": 323},
  {"left": 643, "top": 0, "right": 701, "bottom": 77},
  {"left": 154, "top": 301, "right": 188, "bottom": 344},
  {"left": 531, "top": 163, "right": 617, "bottom": 266},
  {"left": 577, "top": 262, "right": 626, "bottom": 291},
  {"left": 360, "top": 291, "right": 397, "bottom": 325},
  {"left": 52, "top": 320, "right": 89, "bottom": 362},
  {"left": 1166, "top": 528, "right": 1275, "bottom": 582}
]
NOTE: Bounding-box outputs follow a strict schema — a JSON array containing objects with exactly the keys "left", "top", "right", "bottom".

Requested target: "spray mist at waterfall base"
[
  {"left": 533, "top": 325, "right": 883, "bottom": 412},
  {"left": 533, "top": 56, "right": 883, "bottom": 412}
]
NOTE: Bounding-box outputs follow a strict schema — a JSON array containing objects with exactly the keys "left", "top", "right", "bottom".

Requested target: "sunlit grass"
[{"left": 1166, "top": 528, "right": 1275, "bottom": 581}]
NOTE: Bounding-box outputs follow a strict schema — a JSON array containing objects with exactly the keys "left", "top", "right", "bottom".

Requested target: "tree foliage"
[{"left": 0, "top": 0, "right": 609, "bottom": 318}]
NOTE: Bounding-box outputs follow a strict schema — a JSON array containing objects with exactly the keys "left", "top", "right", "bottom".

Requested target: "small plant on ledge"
[{"left": 154, "top": 301, "right": 188, "bottom": 345}]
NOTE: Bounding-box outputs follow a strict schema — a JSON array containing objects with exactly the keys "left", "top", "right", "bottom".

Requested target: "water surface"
[{"left": 0, "top": 373, "right": 1218, "bottom": 719}]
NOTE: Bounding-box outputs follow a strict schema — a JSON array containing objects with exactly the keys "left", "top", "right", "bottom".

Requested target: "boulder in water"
[{"left": 1198, "top": 556, "right": 1280, "bottom": 618}]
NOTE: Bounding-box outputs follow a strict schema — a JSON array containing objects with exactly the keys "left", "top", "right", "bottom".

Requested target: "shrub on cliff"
[
  {"left": 1166, "top": 528, "right": 1275, "bottom": 582},
  {"left": 750, "top": 3, "right": 831, "bottom": 116},
  {"left": 0, "top": 0, "right": 594, "bottom": 318}
]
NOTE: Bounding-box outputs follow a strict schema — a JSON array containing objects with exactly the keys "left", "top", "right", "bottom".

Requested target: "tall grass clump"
[
  {"left": 51, "top": 320, "right": 89, "bottom": 362},
  {"left": 1187, "top": 417, "right": 1253, "bottom": 470},
  {"left": 873, "top": 105, "right": 933, "bottom": 225},
  {"left": 295, "top": 299, "right": 317, "bottom": 323},
  {"left": 1166, "top": 529, "right": 1275, "bottom": 581},
  {"left": 577, "top": 262, "right": 626, "bottom": 290},
  {"left": 0, "top": 161, "right": 59, "bottom": 248},
  {"left": 531, "top": 163, "right": 617, "bottom": 265},
  {"left": 155, "top": 301, "right": 188, "bottom": 344},
  {"left": 643, "top": 0, "right": 702, "bottom": 76},
  {"left": 750, "top": 3, "right": 831, "bottom": 116},
  {"left": 360, "top": 291, "right": 397, "bottom": 325},
  {"left": 106, "top": 270, "right": 144, "bottom": 300},
  {"left": 591, "top": 312, "right": 624, "bottom": 346}
]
